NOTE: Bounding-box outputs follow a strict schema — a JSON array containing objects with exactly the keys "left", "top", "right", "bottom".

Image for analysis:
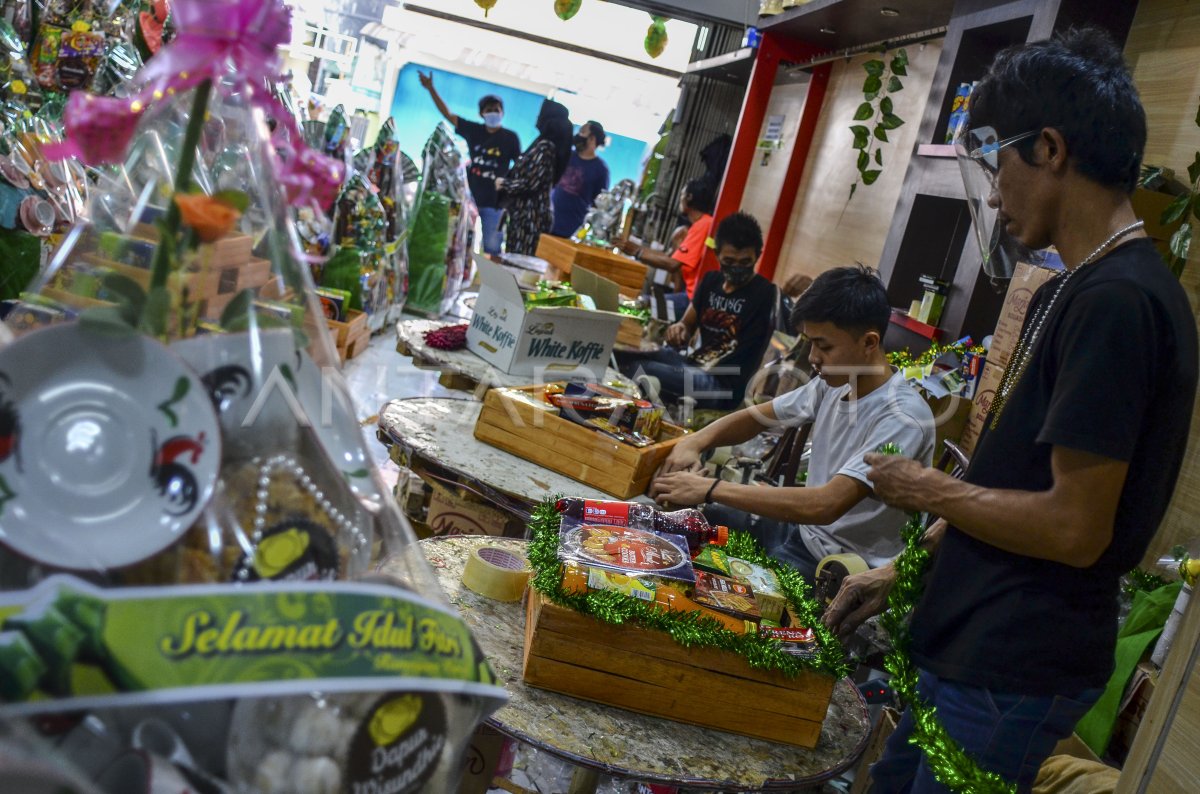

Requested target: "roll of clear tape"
[
  {"left": 814, "top": 552, "right": 869, "bottom": 605},
  {"left": 461, "top": 546, "right": 531, "bottom": 602}
]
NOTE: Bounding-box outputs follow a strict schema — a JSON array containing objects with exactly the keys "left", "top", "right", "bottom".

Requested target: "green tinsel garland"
[
  {"left": 888, "top": 340, "right": 983, "bottom": 370},
  {"left": 878, "top": 444, "right": 1017, "bottom": 794},
  {"left": 526, "top": 499, "right": 851, "bottom": 679}
]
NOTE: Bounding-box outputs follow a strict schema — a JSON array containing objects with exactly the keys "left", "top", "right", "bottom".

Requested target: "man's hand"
[
  {"left": 617, "top": 239, "right": 641, "bottom": 257},
  {"left": 656, "top": 439, "right": 705, "bottom": 477},
  {"left": 650, "top": 470, "right": 714, "bottom": 506},
  {"left": 864, "top": 453, "right": 933, "bottom": 513},
  {"left": 665, "top": 321, "right": 690, "bottom": 348},
  {"left": 822, "top": 564, "right": 896, "bottom": 642},
  {"left": 418, "top": 71, "right": 434, "bottom": 91}
]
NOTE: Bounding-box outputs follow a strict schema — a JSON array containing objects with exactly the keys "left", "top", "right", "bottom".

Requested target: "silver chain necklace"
[{"left": 988, "top": 219, "right": 1145, "bottom": 429}]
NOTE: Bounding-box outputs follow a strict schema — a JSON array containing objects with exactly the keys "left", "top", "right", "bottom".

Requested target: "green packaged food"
[
  {"left": 729, "top": 557, "right": 786, "bottom": 624},
  {"left": 692, "top": 545, "right": 732, "bottom": 577},
  {"left": 3, "top": 603, "right": 84, "bottom": 694}
]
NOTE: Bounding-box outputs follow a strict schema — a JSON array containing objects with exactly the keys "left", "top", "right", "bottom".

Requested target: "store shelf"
[
  {"left": 758, "top": 0, "right": 954, "bottom": 52},
  {"left": 917, "top": 144, "right": 956, "bottom": 158},
  {"left": 685, "top": 47, "right": 757, "bottom": 84},
  {"left": 889, "top": 309, "right": 942, "bottom": 341}
]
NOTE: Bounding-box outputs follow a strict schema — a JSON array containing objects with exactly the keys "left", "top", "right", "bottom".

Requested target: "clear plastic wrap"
[
  {"left": 405, "top": 123, "right": 472, "bottom": 317},
  {"left": 0, "top": 2, "right": 505, "bottom": 788}
]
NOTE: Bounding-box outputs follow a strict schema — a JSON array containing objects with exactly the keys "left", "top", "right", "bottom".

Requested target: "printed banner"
[{"left": 0, "top": 575, "right": 506, "bottom": 715}]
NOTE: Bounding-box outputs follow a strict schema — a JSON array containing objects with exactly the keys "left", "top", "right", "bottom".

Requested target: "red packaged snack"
[{"left": 557, "top": 518, "right": 695, "bottom": 583}]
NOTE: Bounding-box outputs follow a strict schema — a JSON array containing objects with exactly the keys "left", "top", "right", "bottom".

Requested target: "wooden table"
[
  {"left": 396, "top": 536, "right": 870, "bottom": 792},
  {"left": 377, "top": 397, "right": 620, "bottom": 519},
  {"left": 396, "top": 318, "right": 628, "bottom": 394}
]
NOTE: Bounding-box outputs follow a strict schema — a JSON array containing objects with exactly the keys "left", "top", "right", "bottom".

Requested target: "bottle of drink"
[{"left": 555, "top": 498, "right": 729, "bottom": 554}]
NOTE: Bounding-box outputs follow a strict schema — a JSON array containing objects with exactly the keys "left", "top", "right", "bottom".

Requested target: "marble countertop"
[{"left": 395, "top": 536, "right": 869, "bottom": 791}]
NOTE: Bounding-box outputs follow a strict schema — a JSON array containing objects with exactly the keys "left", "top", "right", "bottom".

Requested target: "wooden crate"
[
  {"left": 80, "top": 253, "right": 218, "bottom": 302},
  {"left": 338, "top": 325, "right": 371, "bottom": 362},
  {"left": 474, "top": 385, "right": 686, "bottom": 499},
  {"left": 523, "top": 593, "right": 836, "bottom": 748},
  {"left": 535, "top": 235, "right": 647, "bottom": 298},
  {"left": 132, "top": 224, "right": 254, "bottom": 267},
  {"left": 327, "top": 309, "right": 368, "bottom": 347},
  {"left": 615, "top": 316, "right": 645, "bottom": 348}
]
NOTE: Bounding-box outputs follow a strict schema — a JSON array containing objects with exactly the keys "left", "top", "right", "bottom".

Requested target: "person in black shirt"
[
  {"left": 823, "top": 29, "right": 1199, "bottom": 792},
  {"left": 418, "top": 72, "right": 521, "bottom": 256},
  {"left": 614, "top": 212, "right": 776, "bottom": 410}
]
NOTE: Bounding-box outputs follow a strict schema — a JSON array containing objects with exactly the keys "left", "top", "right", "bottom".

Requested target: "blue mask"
[{"left": 483, "top": 112, "right": 503, "bottom": 129}]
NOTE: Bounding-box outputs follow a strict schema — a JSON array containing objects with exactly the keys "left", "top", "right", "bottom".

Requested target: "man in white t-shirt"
[{"left": 651, "top": 265, "right": 935, "bottom": 578}]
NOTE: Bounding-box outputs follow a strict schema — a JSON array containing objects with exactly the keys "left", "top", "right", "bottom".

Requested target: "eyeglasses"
[{"left": 956, "top": 128, "right": 1039, "bottom": 174}]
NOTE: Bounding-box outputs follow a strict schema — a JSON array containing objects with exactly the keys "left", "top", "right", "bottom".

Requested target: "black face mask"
[
  {"left": 573, "top": 134, "right": 590, "bottom": 151},
  {"left": 721, "top": 264, "right": 755, "bottom": 286}
]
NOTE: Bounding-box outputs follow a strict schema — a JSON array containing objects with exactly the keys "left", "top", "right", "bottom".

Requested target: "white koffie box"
[{"left": 466, "top": 258, "right": 623, "bottom": 380}]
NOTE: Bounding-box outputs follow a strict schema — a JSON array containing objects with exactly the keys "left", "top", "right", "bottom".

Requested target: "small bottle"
[{"left": 555, "top": 498, "right": 729, "bottom": 554}]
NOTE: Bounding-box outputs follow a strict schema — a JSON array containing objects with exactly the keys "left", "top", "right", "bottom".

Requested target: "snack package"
[
  {"left": 760, "top": 625, "right": 820, "bottom": 660},
  {"left": 557, "top": 517, "right": 695, "bottom": 584},
  {"left": 547, "top": 382, "right": 664, "bottom": 446},
  {"left": 692, "top": 545, "right": 732, "bottom": 577},
  {"left": 561, "top": 561, "right": 657, "bottom": 602},
  {"left": 728, "top": 557, "right": 786, "bottom": 624},
  {"left": 693, "top": 570, "right": 761, "bottom": 621},
  {"left": 315, "top": 285, "right": 351, "bottom": 322},
  {"left": 654, "top": 581, "right": 755, "bottom": 634}
]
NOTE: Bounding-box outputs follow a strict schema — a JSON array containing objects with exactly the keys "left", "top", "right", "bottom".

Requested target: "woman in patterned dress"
[{"left": 497, "top": 100, "right": 572, "bottom": 255}]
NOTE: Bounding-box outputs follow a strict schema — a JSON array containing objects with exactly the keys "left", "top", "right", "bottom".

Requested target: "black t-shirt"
[
  {"left": 688, "top": 271, "right": 776, "bottom": 402},
  {"left": 911, "top": 239, "right": 1199, "bottom": 696},
  {"left": 455, "top": 119, "right": 521, "bottom": 209}
]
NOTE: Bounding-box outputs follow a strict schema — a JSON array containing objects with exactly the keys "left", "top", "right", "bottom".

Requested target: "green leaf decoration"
[
  {"left": 1140, "top": 166, "right": 1164, "bottom": 188},
  {"left": 890, "top": 56, "right": 907, "bottom": 76},
  {"left": 862, "top": 169, "right": 882, "bottom": 185},
  {"left": 888, "top": 75, "right": 903, "bottom": 93},
  {"left": 1170, "top": 222, "right": 1192, "bottom": 261},
  {"left": 101, "top": 273, "right": 147, "bottom": 325},
  {"left": 1188, "top": 152, "right": 1200, "bottom": 187},
  {"left": 219, "top": 288, "right": 254, "bottom": 330},
  {"left": 1192, "top": 193, "right": 1200, "bottom": 220},
  {"left": 864, "top": 59, "right": 885, "bottom": 77},
  {"left": 1163, "top": 193, "right": 1191, "bottom": 225},
  {"left": 213, "top": 190, "right": 251, "bottom": 213},
  {"left": 875, "top": 148, "right": 883, "bottom": 166},
  {"left": 850, "top": 124, "right": 870, "bottom": 150},
  {"left": 881, "top": 113, "right": 905, "bottom": 130},
  {"left": 896, "top": 48, "right": 909, "bottom": 65},
  {"left": 1195, "top": 100, "right": 1200, "bottom": 129},
  {"left": 849, "top": 182, "right": 858, "bottom": 200},
  {"left": 156, "top": 376, "right": 190, "bottom": 428},
  {"left": 80, "top": 306, "right": 138, "bottom": 336},
  {"left": 874, "top": 125, "right": 889, "bottom": 143},
  {"left": 880, "top": 96, "right": 894, "bottom": 115},
  {"left": 853, "top": 101, "right": 874, "bottom": 121},
  {"left": 344, "top": 468, "right": 370, "bottom": 479},
  {"left": 857, "top": 150, "right": 869, "bottom": 170},
  {"left": 141, "top": 286, "right": 171, "bottom": 337},
  {"left": 863, "top": 75, "right": 882, "bottom": 95}
]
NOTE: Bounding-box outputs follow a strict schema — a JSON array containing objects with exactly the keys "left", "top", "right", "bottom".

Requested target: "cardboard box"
[
  {"left": 467, "top": 258, "right": 624, "bottom": 380},
  {"left": 535, "top": 234, "right": 647, "bottom": 297},
  {"left": 956, "top": 262, "right": 1057, "bottom": 454},
  {"left": 425, "top": 481, "right": 512, "bottom": 538},
  {"left": 987, "top": 262, "right": 1058, "bottom": 370},
  {"left": 849, "top": 707, "right": 900, "bottom": 794}
]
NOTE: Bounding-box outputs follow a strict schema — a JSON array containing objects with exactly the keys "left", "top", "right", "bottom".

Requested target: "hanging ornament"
[
  {"left": 474, "top": 0, "right": 498, "bottom": 16},
  {"left": 644, "top": 15, "right": 668, "bottom": 59},
  {"left": 554, "top": 0, "right": 582, "bottom": 20}
]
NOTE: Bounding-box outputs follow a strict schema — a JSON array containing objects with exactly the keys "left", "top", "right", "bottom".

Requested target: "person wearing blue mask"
[{"left": 418, "top": 72, "right": 521, "bottom": 257}]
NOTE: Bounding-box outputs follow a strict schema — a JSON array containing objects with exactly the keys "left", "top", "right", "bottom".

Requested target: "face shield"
[{"left": 955, "top": 125, "right": 1048, "bottom": 279}]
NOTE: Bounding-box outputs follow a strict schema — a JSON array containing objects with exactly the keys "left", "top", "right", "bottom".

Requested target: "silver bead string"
[
  {"left": 236, "top": 454, "right": 368, "bottom": 581},
  {"left": 990, "top": 220, "right": 1145, "bottom": 425}
]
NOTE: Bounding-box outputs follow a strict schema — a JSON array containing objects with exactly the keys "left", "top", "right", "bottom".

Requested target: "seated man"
[
  {"left": 651, "top": 265, "right": 935, "bottom": 579},
  {"left": 614, "top": 212, "right": 775, "bottom": 410}
]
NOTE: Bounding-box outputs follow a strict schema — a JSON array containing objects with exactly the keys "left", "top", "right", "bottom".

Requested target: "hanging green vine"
[{"left": 849, "top": 49, "right": 908, "bottom": 200}]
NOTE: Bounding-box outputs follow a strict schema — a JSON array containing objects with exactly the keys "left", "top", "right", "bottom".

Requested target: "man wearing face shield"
[
  {"left": 550, "top": 120, "right": 610, "bottom": 239},
  {"left": 823, "top": 29, "right": 1198, "bottom": 792},
  {"left": 613, "top": 212, "right": 775, "bottom": 411},
  {"left": 418, "top": 72, "right": 521, "bottom": 256}
]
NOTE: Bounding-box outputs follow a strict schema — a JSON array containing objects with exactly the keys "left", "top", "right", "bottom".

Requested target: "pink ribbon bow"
[{"left": 47, "top": 0, "right": 345, "bottom": 212}]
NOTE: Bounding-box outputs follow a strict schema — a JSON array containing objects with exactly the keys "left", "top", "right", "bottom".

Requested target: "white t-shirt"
[{"left": 770, "top": 369, "right": 936, "bottom": 568}]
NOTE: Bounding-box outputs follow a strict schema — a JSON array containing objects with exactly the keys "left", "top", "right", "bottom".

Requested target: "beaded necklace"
[{"left": 988, "top": 220, "right": 1145, "bottom": 430}]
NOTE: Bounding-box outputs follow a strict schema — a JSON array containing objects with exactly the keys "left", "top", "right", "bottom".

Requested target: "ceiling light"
[
  {"left": 880, "top": 7, "right": 900, "bottom": 16},
  {"left": 819, "top": 27, "right": 836, "bottom": 34}
]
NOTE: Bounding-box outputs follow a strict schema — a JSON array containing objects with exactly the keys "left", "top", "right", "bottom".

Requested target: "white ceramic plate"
[{"left": 0, "top": 323, "right": 220, "bottom": 570}]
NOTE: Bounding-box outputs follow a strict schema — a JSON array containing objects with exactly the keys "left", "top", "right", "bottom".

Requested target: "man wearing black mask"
[
  {"left": 550, "top": 120, "right": 610, "bottom": 238},
  {"left": 614, "top": 212, "right": 775, "bottom": 410}
]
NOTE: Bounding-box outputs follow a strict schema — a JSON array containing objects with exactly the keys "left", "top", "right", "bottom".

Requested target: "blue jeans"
[
  {"left": 479, "top": 206, "right": 504, "bottom": 256},
  {"left": 613, "top": 347, "right": 735, "bottom": 409},
  {"left": 870, "top": 670, "right": 1103, "bottom": 793}
]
